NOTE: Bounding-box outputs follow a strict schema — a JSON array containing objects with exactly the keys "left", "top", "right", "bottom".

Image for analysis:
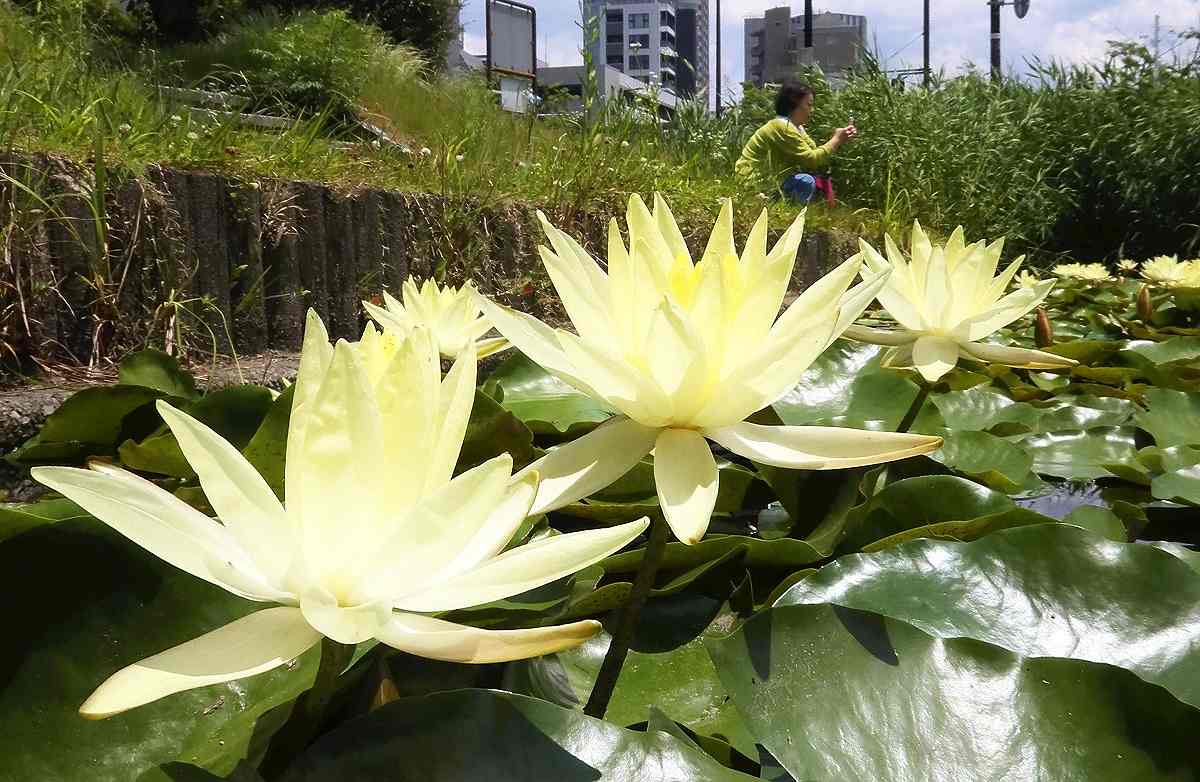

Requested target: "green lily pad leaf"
[
  {"left": 774, "top": 341, "right": 939, "bottom": 432},
  {"left": 602, "top": 534, "right": 823, "bottom": 575},
  {"left": 709, "top": 602, "right": 1200, "bottom": 781},
  {"left": 510, "top": 603, "right": 759, "bottom": 760},
  {"left": 119, "top": 350, "right": 200, "bottom": 400},
  {"left": 1136, "top": 388, "right": 1200, "bottom": 447},
  {"left": 779, "top": 524, "right": 1200, "bottom": 709},
  {"left": 1123, "top": 336, "right": 1200, "bottom": 365},
  {"left": 241, "top": 385, "right": 295, "bottom": 498},
  {"left": 0, "top": 497, "right": 88, "bottom": 544},
  {"left": 929, "top": 385, "right": 1018, "bottom": 430},
  {"left": 644, "top": 708, "right": 759, "bottom": 777},
  {"left": 1033, "top": 395, "right": 1136, "bottom": 432},
  {"left": 931, "top": 430, "right": 1034, "bottom": 492},
  {"left": 481, "top": 352, "right": 617, "bottom": 435},
  {"left": 1020, "top": 426, "right": 1139, "bottom": 480},
  {"left": 138, "top": 761, "right": 264, "bottom": 782},
  {"left": 838, "top": 476, "right": 1015, "bottom": 552},
  {"left": 1063, "top": 505, "right": 1127, "bottom": 540},
  {"left": 118, "top": 386, "right": 276, "bottom": 478},
  {"left": 1042, "top": 338, "right": 1124, "bottom": 364},
  {"left": 1146, "top": 541, "right": 1200, "bottom": 574},
  {"left": 0, "top": 519, "right": 318, "bottom": 781},
  {"left": 456, "top": 390, "right": 537, "bottom": 474},
  {"left": 7, "top": 386, "right": 166, "bottom": 465},
  {"left": 280, "top": 690, "right": 757, "bottom": 781},
  {"left": 1152, "top": 463, "right": 1200, "bottom": 505},
  {"left": 861, "top": 507, "right": 1054, "bottom": 552}
]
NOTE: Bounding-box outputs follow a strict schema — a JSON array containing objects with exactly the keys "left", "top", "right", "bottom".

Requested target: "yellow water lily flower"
[
  {"left": 1117, "top": 259, "right": 1139, "bottom": 274},
  {"left": 1182, "top": 260, "right": 1200, "bottom": 288},
  {"left": 33, "top": 312, "right": 646, "bottom": 719},
  {"left": 1142, "top": 255, "right": 1189, "bottom": 287},
  {"left": 842, "top": 222, "right": 1078, "bottom": 383},
  {"left": 476, "top": 194, "right": 942, "bottom": 546},
  {"left": 364, "top": 278, "right": 510, "bottom": 359}
]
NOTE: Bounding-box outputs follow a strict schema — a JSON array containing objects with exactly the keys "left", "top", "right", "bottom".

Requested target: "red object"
[{"left": 813, "top": 175, "right": 836, "bottom": 206}]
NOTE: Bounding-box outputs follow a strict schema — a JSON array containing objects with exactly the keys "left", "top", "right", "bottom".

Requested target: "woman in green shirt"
[{"left": 735, "top": 81, "right": 857, "bottom": 203}]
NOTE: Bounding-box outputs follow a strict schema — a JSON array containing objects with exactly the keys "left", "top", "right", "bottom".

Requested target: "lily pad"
[
  {"left": 1136, "top": 388, "right": 1200, "bottom": 447},
  {"left": 481, "top": 353, "right": 616, "bottom": 436},
  {"left": 119, "top": 350, "right": 200, "bottom": 400},
  {"left": 708, "top": 603, "right": 1200, "bottom": 781},
  {"left": 1020, "top": 426, "right": 1140, "bottom": 480},
  {"left": 279, "top": 690, "right": 757, "bottom": 781},
  {"left": 778, "top": 524, "right": 1200, "bottom": 709},
  {"left": 0, "top": 497, "right": 89, "bottom": 544}
]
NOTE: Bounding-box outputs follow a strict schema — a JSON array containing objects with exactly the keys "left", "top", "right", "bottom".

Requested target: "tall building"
[
  {"left": 745, "top": 7, "right": 868, "bottom": 87},
  {"left": 584, "top": 0, "right": 710, "bottom": 101}
]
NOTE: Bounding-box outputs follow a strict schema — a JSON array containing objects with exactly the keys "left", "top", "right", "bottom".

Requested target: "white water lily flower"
[
  {"left": 364, "top": 278, "right": 510, "bottom": 360},
  {"left": 33, "top": 312, "right": 646, "bottom": 719},
  {"left": 476, "top": 194, "right": 942, "bottom": 546},
  {"left": 842, "top": 222, "right": 1078, "bottom": 383},
  {"left": 1014, "top": 269, "right": 1042, "bottom": 289},
  {"left": 1142, "top": 255, "right": 1188, "bottom": 287},
  {"left": 1117, "top": 259, "right": 1139, "bottom": 274},
  {"left": 1053, "top": 262, "right": 1111, "bottom": 282}
]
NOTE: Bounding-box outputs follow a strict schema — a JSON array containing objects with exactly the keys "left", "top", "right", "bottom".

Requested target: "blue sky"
[{"left": 461, "top": 1, "right": 1200, "bottom": 102}]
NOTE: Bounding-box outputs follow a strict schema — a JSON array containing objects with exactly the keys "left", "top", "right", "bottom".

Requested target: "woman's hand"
[{"left": 830, "top": 125, "right": 859, "bottom": 149}]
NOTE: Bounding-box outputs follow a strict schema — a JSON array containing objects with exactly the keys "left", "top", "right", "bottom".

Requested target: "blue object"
[{"left": 780, "top": 172, "right": 816, "bottom": 203}]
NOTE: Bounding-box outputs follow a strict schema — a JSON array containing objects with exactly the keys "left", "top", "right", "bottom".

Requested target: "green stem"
[
  {"left": 583, "top": 515, "right": 670, "bottom": 719},
  {"left": 260, "top": 636, "right": 355, "bottom": 778},
  {"left": 896, "top": 380, "right": 932, "bottom": 434}
]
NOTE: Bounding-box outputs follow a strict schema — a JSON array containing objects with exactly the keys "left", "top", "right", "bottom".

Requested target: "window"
[
  {"left": 629, "top": 34, "right": 650, "bottom": 48},
  {"left": 629, "top": 54, "right": 650, "bottom": 70},
  {"left": 661, "top": 31, "right": 675, "bottom": 47},
  {"left": 660, "top": 11, "right": 675, "bottom": 28},
  {"left": 629, "top": 13, "right": 650, "bottom": 29},
  {"left": 607, "top": 53, "right": 624, "bottom": 66}
]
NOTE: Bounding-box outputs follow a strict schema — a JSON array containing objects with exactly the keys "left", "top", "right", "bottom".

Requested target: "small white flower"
[
  {"left": 186, "top": 132, "right": 199, "bottom": 141},
  {"left": 371, "top": 140, "right": 382, "bottom": 150},
  {"left": 420, "top": 147, "right": 432, "bottom": 156},
  {"left": 621, "top": 141, "right": 630, "bottom": 148},
  {"left": 400, "top": 145, "right": 412, "bottom": 155},
  {"left": 456, "top": 154, "right": 465, "bottom": 162},
  {"left": 170, "top": 114, "right": 183, "bottom": 124},
  {"left": 117, "top": 123, "right": 132, "bottom": 134}
]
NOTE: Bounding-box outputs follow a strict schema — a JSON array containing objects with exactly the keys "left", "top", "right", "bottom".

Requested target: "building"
[
  {"left": 538, "top": 64, "right": 678, "bottom": 117},
  {"left": 584, "top": 0, "right": 710, "bottom": 102},
  {"left": 744, "top": 7, "right": 868, "bottom": 87}
]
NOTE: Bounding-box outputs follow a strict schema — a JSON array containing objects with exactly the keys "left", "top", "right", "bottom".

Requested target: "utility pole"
[
  {"left": 990, "top": 0, "right": 1001, "bottom": 82},
  {"left": 715, "top": 0, "right": 721, "bottom": 115},
  {"left": 923, "top": 0, "right": 931, "bottom": 87},
  {"left": 804, "top": 0, "right": 813, "bottom": 49},
  {"left": 1153, "top": 13, "right": 1161, "bottom": 63}
]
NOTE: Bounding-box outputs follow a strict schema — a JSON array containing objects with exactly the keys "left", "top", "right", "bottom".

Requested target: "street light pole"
[
  {"left": 990, "top": 0, "right": 1001, "bottom": 82},
  {"left": 715, "top": 0, "right": 722, "bottom": 115},
  {"left": 923, "top": 0, "right": 931, "bottom": 87}
]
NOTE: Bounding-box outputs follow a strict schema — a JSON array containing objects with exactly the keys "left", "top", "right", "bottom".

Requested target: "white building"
[{"left": 583, "top": 0, "right": 710, "bottom": 102}]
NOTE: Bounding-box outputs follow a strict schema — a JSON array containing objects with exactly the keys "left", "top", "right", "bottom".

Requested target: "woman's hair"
[{"left": 775, "top": 81, "right": 814, "bottom": 117}]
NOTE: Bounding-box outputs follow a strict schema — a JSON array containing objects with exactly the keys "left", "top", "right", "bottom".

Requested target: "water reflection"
[{"left": 1016, "top": 481, "right": 1104, "bottom": 519}]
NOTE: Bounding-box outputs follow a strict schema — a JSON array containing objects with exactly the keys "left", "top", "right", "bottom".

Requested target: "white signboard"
[{"left": 487, "top": 1, "right": 536, "bottom": 78}]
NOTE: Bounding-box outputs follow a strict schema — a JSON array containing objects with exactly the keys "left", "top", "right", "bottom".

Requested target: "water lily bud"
[
  {"left": 1137, "top": 285, "right": 1155, "bottom": 321},
  {"left": 1034, "top": 307, "right": 1054, "bottom": 348}
]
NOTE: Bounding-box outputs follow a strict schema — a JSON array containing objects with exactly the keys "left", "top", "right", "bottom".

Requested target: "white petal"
[
  {"left": 653, "top": 428, "right": 718, "bottom": 545},
  {"left": 285, "top": 311, "right": 334, "bottom": 508},
  {"left": 912, "top": 335, "right": 961, "bottom": 382},
  {"left": 426, "top": 343, "right": 478, "bottom": 492},
  {"left": 959, "top": 341, "right": 1079, "bottom": 369},
  {"left": 299, "top": 590, "right": 391, "bottom": 645},
  {"left": 378, "top": 612, "right": 601, "bottom": 663},
  {"left": 475, "top": 336, "right": 511, "bottom": 359},
  {"left": 475, "top": 295, "right": 605, "bottom": 398},
  {"left": 31, "top": 465, "right": 279, "bottom": 601},
  {"left": 517, "top": 416, "right": 659, "bottom": 515},
  {"left": 704, "top": 421, "right": 943, "bottom": 469},
  {"left": 539, "top": 244, "right": 614, "bottom": 348},
  {"left": 645, "top": 302, "right": 710, "bottom": 420},
  {"left": 157, "top": 402, "right": 292, "bottom": 584},
  {"left": 351, "top": 455, "right": 526, "bottom": 603},
  {"left": 831, "top": 268, "right": 892, "bottom": 341},
  {"left": 957, "top": 280, "right": 1055, "bottom": 340},
  {"left": 363, "top": 299, "right": 410, "bottom": 336},
  {"left": 556, "top": 330, "right": 670, "bottom": 424},
  {"left": 295, "top": 341, "right": 387, "bottom": 581},
  {"left": 841, "top": 324, "right": 921, "bottom": 347},
  {"left": 79, "top": 607, "right": 321, "bottom": 719},
  {"left": 373, "top": 327, "right": 441, "bottom": 507},
  {"left": 394, "top": 518, "right": 649, "bottom": 612}
]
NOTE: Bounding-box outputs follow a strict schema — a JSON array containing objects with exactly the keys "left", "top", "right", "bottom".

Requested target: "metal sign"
[
  {"left": 486, "top": 0, "right": 537, "bottom": 80},
  {"left": 1014, "top": 0, "right": 1030, "bottom": 18}
]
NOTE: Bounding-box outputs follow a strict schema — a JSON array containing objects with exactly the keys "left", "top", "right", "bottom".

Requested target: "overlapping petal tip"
[
  {"left": 517, "top": 416, "right": 659, "bottom": 515},
  {"left": 705, "top": 422, "right": 942, "bottom": 470},
  {"left": 654, "top": 428, "right": 718, "bottom": 545},
  {"left": 393, "top": 517, "right": 650, "bottom": 613},
  {"left": 79, "top": 607, "right": 322, "bottom": 719},
  {"left": 378, "top": 613, "right": 602, "bottom": 664}
]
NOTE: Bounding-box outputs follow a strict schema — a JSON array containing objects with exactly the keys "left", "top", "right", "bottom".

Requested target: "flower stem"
[
  {"left": 260, "top": 636, "right": 356, "bottom": 778},
  {"left": 583, "top": 514, "right": 670, "bottom": 719},
  {"left": 897, "top": 380, "right": 932, "bottom": 434}
]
